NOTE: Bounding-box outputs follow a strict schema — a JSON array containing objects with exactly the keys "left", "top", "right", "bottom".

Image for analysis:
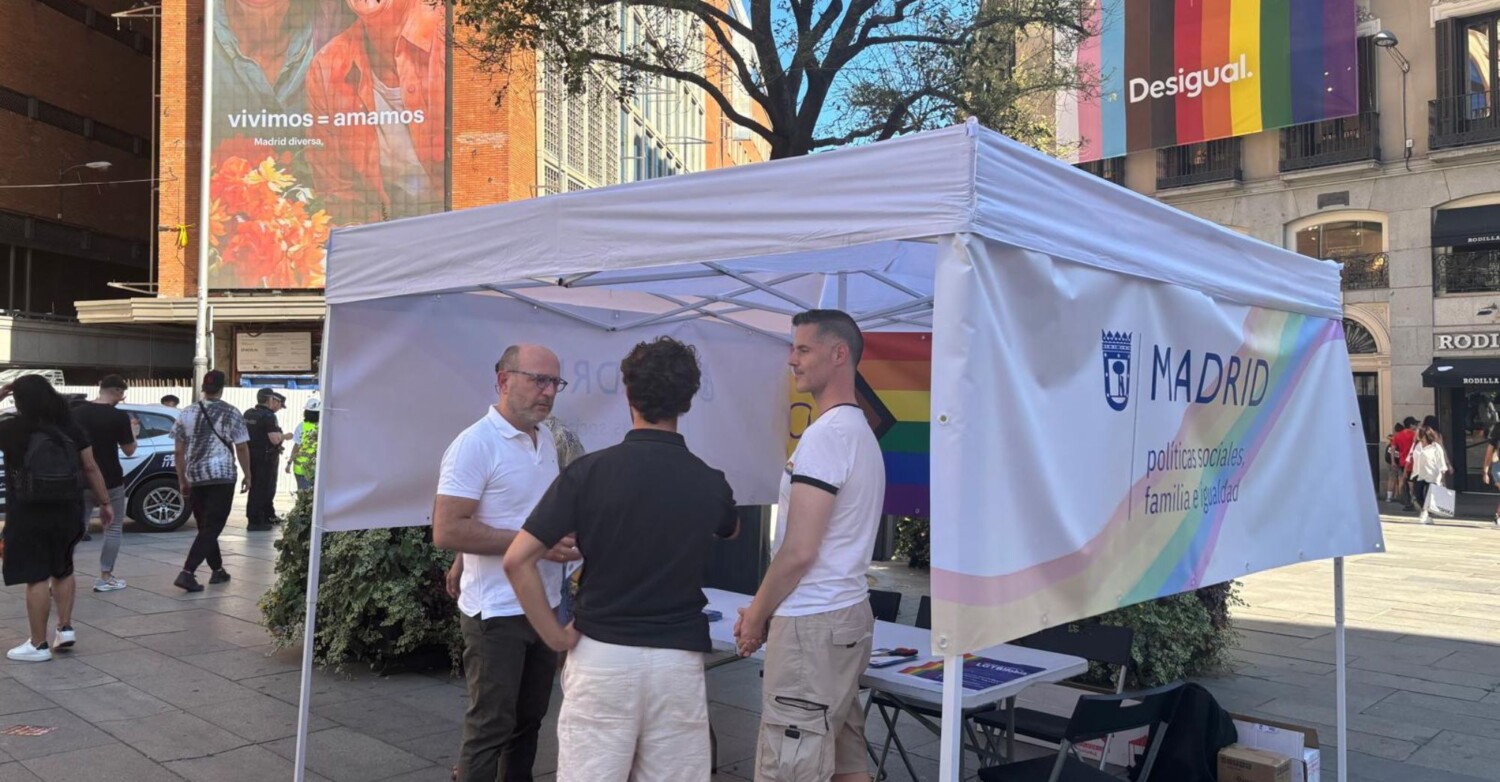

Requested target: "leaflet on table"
[{"left": 899, "top": 654, "right": 1044, "bottom": 691}]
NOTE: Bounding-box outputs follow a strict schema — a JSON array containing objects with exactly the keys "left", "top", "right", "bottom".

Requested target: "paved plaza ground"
[{"left": 3, "top": 502, "right": 1500, "bottom": 781}]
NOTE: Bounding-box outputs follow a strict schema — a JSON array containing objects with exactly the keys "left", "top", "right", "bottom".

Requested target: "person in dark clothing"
[
  {"left": 1, "top": 376, "right": 114, "bottom": 662},
  {"left": 72, "top": 375, "right": 137, "bottom": 592},
  {"left": 172, "top": 371, "right": 252, "bottom": 592},
  {"left": 243, "top": 388, "right": 286, "bottom": 531}
]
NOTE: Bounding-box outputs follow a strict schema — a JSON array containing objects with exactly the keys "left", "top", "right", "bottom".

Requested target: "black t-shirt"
[
  {"left": 71, "top": 403, "right": 135, "bottom": 488},
  {"left": 244, "top": 404, "right": 283, "bottom": 458},
  {"left": 0, "top": 416, "right": 90, "bottom": 503},
  {"left": 523, "top": 429, "right": 738, "bottom": 652}
]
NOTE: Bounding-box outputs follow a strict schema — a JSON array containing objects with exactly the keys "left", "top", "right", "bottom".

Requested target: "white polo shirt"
[
  {"left": 438, "top": 406, "right": 562, "bottom": 619},
  {"left": 773, "top": 404, "right": 886, "bottom": 617}
]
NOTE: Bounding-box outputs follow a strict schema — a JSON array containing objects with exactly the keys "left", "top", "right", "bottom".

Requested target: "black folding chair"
[
  {"left": 970, "top": 623, "right": 1135, "bottom": 765},
  {"left": 915, "top": 594, "right": 931, "bottom": 630},
  {"left": 869, "top": 589, "right": 903, "bottom": 622},
  {"left": 976, "top": 682, "right": 1183, "bottom": 782}
]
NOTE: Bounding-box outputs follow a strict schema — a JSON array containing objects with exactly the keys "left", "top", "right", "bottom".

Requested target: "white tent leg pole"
[
  {"left": 938, "top": 654, "right": 963, "bottom": 781},
  {"left": 292, "top": 516, "right": 326, "bottom": 782},
  {"left": 1335, "top": 556, "right": 1348, "bottom": 782}
]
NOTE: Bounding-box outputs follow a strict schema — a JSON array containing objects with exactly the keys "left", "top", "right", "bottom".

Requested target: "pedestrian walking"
[
  {"left": 172, "top": 370, "right": 251, "bottom": 592},
  {"left": 432, "top": 344, "right": 580, "bottom": 782},
  {"left": 505, "top": 337, "right": 739, "bottom": 781},
  {"left": 1483, "top": 424, "right": 1500, "bottom": 525},
  {"left": 1410, "top": 425, "right": 1450, "bottom": 526},
  {"left": 1393, "top": 416, "right": 1418, "bottom": 510},
  {"left": 72, "top": 375, "right": 137, "bottom": 592},
  {"left": 736, "top": 309, "right": 886, "bottom": 782},
  {"left": 1, "top": 376, "right": 114, "bottom": 661},
  {"left": 285, "top": 397, "right": 320, "bottom": 492},
  {"left": 243, "top": 388, "right": 286, "bottom": 531}
]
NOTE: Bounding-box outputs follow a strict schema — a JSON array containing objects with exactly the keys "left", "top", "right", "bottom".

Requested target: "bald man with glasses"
[{"left": 434, "top": 344, "right": 581, "bottom": 782}]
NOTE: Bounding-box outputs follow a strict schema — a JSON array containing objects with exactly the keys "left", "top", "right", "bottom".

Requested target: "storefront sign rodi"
[
  {"left": 929, "top": 239, "right": 1383, "bottom": 652},
  {"left": 206, "top": 0, "right": 447, "bottom": 289},
  {"left": 1058, "top": 0, "right": 1359, "bottom": 164}
]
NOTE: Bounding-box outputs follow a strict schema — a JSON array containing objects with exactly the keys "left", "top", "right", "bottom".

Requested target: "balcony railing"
[
  {"left": 1430, "top": 90, "right": 1500, "bottom": 150},
  {"left": 1436, "top": 249, "right": 1500, "bottom": 294},
  {"left": 1157, "top": 139, "right": 1241, "bottom": 190},
  {"left": 1077, "top": 157, "right": 1125, "bottom": 185},
  {"left": 1281, "top": 111, "right": 1381, "bottom": 172},
  {"left": 1335, "top": 252, "right": 1389, "bottom": 290}
]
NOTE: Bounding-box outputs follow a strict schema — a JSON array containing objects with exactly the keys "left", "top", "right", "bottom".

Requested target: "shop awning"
[
  {"left": 1433, "top": 205, "right": 1500, "bottom": 248},
  {"left": 1423, "top": 358, "right": 1500, "bottom": 387}
]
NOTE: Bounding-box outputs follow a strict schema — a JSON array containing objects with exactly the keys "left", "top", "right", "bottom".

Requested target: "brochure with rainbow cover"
[{"left": 899, "top": 654, "right": 1045, "bottom": 691}]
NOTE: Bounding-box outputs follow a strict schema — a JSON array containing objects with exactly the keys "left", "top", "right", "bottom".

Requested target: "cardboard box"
[
  {"left": 1219, "top": 744, "right": 1292, "bottom": 782},
  {"left": 1231, "top": 715, "right": 1321, "bottom": 782}
]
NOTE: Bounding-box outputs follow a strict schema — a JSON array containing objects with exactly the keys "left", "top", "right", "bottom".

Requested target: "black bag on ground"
[
  {"left": 1131, "top": 682, "right": 1238, "bottom": 782},
  {"left": 12, "top": 425, "right": 83, "bottom": 505}
]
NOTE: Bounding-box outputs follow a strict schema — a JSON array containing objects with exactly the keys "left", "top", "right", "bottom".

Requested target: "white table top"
[{"left": 704, "top": 589, "right": 1088, "bottom": 711}]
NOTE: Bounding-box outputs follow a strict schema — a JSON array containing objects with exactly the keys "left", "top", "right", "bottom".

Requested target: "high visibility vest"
[{"left": 293, "top": 422, "right": 319, "bottom": 476}]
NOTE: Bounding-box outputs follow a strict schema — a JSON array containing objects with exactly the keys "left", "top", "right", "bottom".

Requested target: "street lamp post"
[{"left": 55, "top": 161, "right": 112, "bottom": 220}]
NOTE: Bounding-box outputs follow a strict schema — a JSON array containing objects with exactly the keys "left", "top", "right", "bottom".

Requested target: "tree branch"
[
  {"left": 813, "top": 86, "right": 959, "bottom": 147},
  {"left": 590, "top": 51, "right": 777, "bottom": 142}
]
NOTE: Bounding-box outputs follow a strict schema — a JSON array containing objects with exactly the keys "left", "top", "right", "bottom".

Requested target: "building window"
[
  {"left": 1433, "top": 202, "right": 1500, "bottom": 295},
  {"left": 1344, "top": 319, "right": 1378, "bottom": 355},
  {"left": 1077, "top": 157, "right": 1124, "bottom": 185},
  {"left": 1293, "top": 219, "right": 1388, "bottom": 290},
  {"left": 1281, "top": 37, "right": 1379, "bottom": 172},
  {"left": 539, "top": 59, "right": 619, "bottom": 193},
  {"left": 1433, "top": 14, "right": 1500, "bottom": 149},
  {"left": 1156, "top": 139, "right": 1240, "bottom": 190}
]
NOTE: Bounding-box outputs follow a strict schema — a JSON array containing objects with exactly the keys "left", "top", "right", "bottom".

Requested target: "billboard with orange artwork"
[{"left": 206, "top": 0, "right": 447, "bottom": 289}]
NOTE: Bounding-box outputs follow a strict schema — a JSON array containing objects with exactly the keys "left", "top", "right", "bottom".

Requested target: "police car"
[{"left": 0, "top": 402, "right": 192, "bottom": 532}]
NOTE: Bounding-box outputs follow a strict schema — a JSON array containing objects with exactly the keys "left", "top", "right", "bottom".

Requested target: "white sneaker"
[
  {"left": 7, "top": 641, "right": 52, "bottom": 662},
  {"left": 93, "top": 576, "right": 127, "bottom": 592},
  {"left": 52, "top": 626, "right": 75, "bottom": 650}
]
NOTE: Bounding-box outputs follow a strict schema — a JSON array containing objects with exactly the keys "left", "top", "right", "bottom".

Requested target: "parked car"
[{"left": 0, "top": 402, "right": 190, "bottom": 531}]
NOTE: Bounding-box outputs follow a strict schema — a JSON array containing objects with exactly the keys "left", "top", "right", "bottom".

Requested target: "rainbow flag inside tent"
[
  {"left": 788, "top": 332, "right": 931, "bottom": 517},
  {"left": 1058, "top": 0, "right": 1359, "bottom": 163}
]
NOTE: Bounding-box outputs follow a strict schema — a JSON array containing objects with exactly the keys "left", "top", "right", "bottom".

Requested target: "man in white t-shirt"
[
  {"left": 433, "top": 344, "right": 580, "bottom": 782},
  {"left": 736, "top": 310, "right": 885, "bottom": 782}
]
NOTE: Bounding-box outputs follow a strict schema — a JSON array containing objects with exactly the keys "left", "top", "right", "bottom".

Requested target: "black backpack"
[{"left": 13, "top": 425, "right": 83, "bottom": 505}]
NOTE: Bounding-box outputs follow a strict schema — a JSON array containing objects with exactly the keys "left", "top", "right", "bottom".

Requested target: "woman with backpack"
[{"left": 0, "top": 376, "right": 114, "bottom": 662}]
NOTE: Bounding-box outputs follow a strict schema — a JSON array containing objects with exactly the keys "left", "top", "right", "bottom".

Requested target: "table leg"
[{"left": 1006, "top": 696, "right": 1017, "bottom": 762}]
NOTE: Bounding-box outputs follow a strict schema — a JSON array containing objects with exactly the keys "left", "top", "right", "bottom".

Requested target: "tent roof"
[{"left": 326, "top": 121, "right": 1343, "bottom": 322}]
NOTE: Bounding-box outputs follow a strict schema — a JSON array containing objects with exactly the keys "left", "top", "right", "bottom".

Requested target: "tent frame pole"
[
  {"left": 293, "top": 310, "right": 335, "bottom": 782},
  {"left": 938, "top": 653, "right": 963, "bottom": 780},
  {"left": 1336, "top": 556, "right": 1348, "bottom": 782}
]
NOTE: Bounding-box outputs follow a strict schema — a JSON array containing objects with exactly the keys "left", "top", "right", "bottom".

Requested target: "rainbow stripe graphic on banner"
[
  {"left": 1059, "top": 0, "right": 1358, "bottom": 163},
  {"left": 788, "top": 333, "right": 931, "bottom": 517},
  {"left": 932, "top": 310, "right": 1342, "bottom": 613}
]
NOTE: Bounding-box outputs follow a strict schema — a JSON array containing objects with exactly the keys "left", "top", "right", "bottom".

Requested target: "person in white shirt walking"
[
  {"left": 1409, "top": 425, "right": 1450, "bottom": 525},
  {"left": 736, "top": 309, "right": 886, "bottom": 782},
  {"left": 433, "top": 344, "right": 580, "bottom": 782}
]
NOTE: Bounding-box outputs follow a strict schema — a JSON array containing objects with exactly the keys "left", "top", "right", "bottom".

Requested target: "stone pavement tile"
[
  {"left": 185, "top": 693, "right": 333, "bottom": 743},
  {"left": 263, "top": 726, "right": 432, "bottom": 782},
  {"left": 179, "top": 644, "right": 301, "bottom": 681},
  {"left": 1408, "top": 731, "right": 1500, "bottom": 779},
  {"left": 94, "top": 711, "right": 250, "bottom": 763},
  {"left": 86, "top": 588, "right": 199, "bottom": 616},
  {"left": 1344, "top": 749, "right": 1497, "bottom": 782},
  {"left": 131, "top": 629, "right": 244, "bottom": 657},
  {"left": 311, "top": 694, "right": 460, "bottom": 744},
  {"left": 1230, "top": 649, "right": 1336, "bottom": 676},
  {"left": 1349, "top": 651, "right": 1500, "bottom": 691},
  {"left": 163, "top": 744, "right": 333, "bottom": 782},
  {"left": 190, "top": 595, "right": 266, "bottom": 625},
  {"left": 42, "top": 682, "right": 176, "bottom": 723},
  {"left": 18, "top": 742, "right": 180, "bottom": 782},
  {"left": 707, "top": 702, "right": 765, "bottom": 767},
  {"left": 0, "top": 596, "right": 29, "bottom": 621},
  {"left": 127, "top": 668, "right": 258, "bottom": 710},
  {"left": 1437, "top": 651, "right": 1500, "bottom": 678},
  {"left": 50, "top": 623, "right": 141, "bottom": 660},
  {"left": 0, "top": 680, "right": 57, "bottom": 718},
  {"left": 1233, "top": 630, "right": 1340, "bottom": 665},
  {"left": 1363, "top": 701, "right": 1500, "bottom": 741},
  {"left": 389, "top": 732, "right": 458, "bottom": 769},
  {"left": 1386, "top": 691, "right": 1500, "bottom": 723},
  {"left": 2, "top": 659, "right": 115, "bottom": 693},
  {"left": 78, "top": 649, "right": 203, "bottom": 682},
  {"left": 375, "top": 768, "right": 455, "bottom": 782},
  {"left": 1343, "top": 667, "right": 1491, "bottom": 702},
  {"left": 240, "top": 670, "right": 368, "bottom": 706},
  {"left": 1256, "top": 697, "right": 1440, "bottom": 744},
  {"left": 86, "top": 610, "right": 215, "bottom": 639},
  {"left": 0, "top": 709, "right": 121, "bottom": 762},
  {"left": 0, "top": 762, "right": 41, "bottom": 782},
  {"left": 1299, "top": 634, "right": 1455, "bottom": 666}
]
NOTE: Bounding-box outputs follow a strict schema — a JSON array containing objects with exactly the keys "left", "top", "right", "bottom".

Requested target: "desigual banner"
[
  {"left": 1057, "top": 0, "right": 1359, "bottom": 163},
  {"left": 207, "top": 0, "right": 447, "bottom": 289},
  {"left": 928, "top": 238, "right": 1383, "bottom": 655}
]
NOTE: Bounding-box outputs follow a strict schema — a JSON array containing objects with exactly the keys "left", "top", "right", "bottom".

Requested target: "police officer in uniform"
[{"left": 243, "top": 388, "right": 286, "bottom": 531}]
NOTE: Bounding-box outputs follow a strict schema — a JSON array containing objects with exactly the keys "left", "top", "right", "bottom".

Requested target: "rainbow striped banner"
[
  {"left": 787, "top": 332, "right": 932, "bottom": 517},
  {"left": 1059, "top": 0, "right": 1359, "bottom": 163}
]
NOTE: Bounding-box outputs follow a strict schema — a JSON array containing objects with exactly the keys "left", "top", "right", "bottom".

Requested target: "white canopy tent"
[{"left": 300, "top": 120, "right": 1381, "bottom": 780}]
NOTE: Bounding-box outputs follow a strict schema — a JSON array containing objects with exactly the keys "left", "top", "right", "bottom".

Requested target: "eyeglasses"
[{"left": 504, "top": 370, "right": 569, "bottom": 392}]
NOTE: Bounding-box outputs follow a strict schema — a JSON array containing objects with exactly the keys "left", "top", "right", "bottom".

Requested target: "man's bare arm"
[{"left": 432, "top": 494, "right": 519, "bottom": 556}]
